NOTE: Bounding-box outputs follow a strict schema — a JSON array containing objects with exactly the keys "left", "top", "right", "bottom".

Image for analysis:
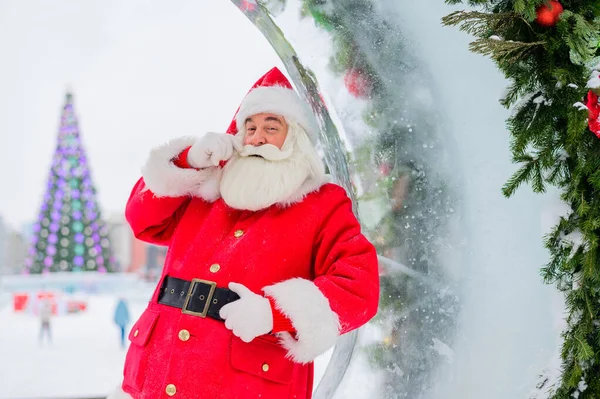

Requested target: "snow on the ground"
[
  {"left": 0, "top": 294, "right": 148, "bottom": 399},
  {"left": 1, "top": 288, "right": 379, "bottom": 399}
]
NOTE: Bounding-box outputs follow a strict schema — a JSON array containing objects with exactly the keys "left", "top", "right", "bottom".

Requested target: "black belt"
[{"left": 157, "top": 276, "right": 240, "bottom": 321}]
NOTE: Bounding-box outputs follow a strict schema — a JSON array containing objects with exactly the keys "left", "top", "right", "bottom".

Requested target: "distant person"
[
  {"left": 39, "top": 298, "right": 53, "bottom": 345},
  {"left": 114, "top": 298, "right": 131, "bottom": 348}
]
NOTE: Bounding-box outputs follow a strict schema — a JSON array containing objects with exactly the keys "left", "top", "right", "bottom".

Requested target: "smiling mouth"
[{"left": 250, "top": 154, "right": 264, "bottom": 158}]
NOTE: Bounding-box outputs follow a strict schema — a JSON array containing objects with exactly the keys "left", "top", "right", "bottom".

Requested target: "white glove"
[
  {"left": 219, "top": 282, "right": 273, "bottom": 343},
  {"left": 187, "top": 132, "right": 243, "bottom": 168}
]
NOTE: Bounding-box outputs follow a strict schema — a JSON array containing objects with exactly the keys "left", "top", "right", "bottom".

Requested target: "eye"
[{"left": 247, "top": 127, "right": 256, "bottom": 132}]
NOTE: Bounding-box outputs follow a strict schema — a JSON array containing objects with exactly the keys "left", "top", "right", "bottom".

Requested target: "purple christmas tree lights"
[{"left": 24, "top": 92, "right": 116, "bottom": 274}]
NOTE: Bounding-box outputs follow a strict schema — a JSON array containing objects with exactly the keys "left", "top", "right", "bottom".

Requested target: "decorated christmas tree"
[{"left": 24, "top": 92, "right": 116, "bottom": 274}]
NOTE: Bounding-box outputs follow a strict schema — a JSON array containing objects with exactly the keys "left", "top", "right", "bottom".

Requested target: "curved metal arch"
[{"left": 229, "top": 1, "right": 359, "bottom": 398}]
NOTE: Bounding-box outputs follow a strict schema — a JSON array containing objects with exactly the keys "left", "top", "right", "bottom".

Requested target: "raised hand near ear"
[{"left": 187, "top": 133, "right": 243, "bottom": 168}]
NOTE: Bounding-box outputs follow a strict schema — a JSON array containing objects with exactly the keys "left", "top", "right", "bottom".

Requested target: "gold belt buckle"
[{"left": 182, "top": 278, "right": 217, "bottom": 318}]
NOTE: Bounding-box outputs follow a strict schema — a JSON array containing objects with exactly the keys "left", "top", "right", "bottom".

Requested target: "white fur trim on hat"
[
  {"left": 141, "top": 137, "right": 222, "bottom": 201},
  {"left": 235, "top": 86, "right": 319, "bottom": 142},
  {"left": 263, "top": 278, "right": 340, "bottom": 364}
]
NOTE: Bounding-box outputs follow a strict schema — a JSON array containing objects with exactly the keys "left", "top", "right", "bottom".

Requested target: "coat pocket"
[
  {"left": 128, "top": 308, "right": 160, "bottom": 347},
  {"left": 230, "top": 335, "right": 294, "bottom": 385},
  {"left": 123, "top": 309, "right": 160, "bottom": 393}
]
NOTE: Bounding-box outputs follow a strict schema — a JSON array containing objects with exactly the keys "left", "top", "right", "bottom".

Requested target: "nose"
[{"left": 250, "top": 131, "right": 267, "bottom": 146}]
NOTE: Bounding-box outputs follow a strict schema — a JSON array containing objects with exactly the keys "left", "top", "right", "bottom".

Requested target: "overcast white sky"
[{"left": 0, "top": 0, "right": 284, "bottom": 230}]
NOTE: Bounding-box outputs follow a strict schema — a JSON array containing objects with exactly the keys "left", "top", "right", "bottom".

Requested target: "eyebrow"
[
  {"left": 244, "top": 116, "right": 283, "bottom": 125},
  {"left": 264, "top": 117, "right": 283, "bottom": 125}
]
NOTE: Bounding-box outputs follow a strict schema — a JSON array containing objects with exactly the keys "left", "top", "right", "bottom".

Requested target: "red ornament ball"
[
  {"left": 587, "top": 90, "right": 600, "bottom": 138},
  {"left": 344, "top": 69, "right": 372, "bottom": 98},
  {"left": 379, "top": 162, "right": 392, "bottom": 177},
  {"left": 535, "top": 1, "right": 564, "bottom": 27},
  {"left": 240, "top": 0, "right": 257, "bottom": 11}
]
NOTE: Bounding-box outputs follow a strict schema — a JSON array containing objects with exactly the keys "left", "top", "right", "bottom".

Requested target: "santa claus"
[{"left": 108, "top": 67, "right": 380, "bottom": 399}]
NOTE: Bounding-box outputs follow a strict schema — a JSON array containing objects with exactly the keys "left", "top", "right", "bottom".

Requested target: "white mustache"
[{"left": 238, "top": 144, "right": 293, "bottom": 161}]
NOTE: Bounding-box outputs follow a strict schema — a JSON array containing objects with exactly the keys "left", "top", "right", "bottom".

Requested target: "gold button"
[
  {"left": 262, "top": 363, "right": 269, "bottom": 372},
  {"left": 178, "top": 329, "right": 190, "bottom": 342},
  {"left": 234, "top": 229, "right": 244, "bottom": 238},
  {"left": 209, "top": 263, "right": 220, "bottom": 273},
  {"left": 133, "top": 329, "right": 139, "bottom": 337},
  {"left": 165, "top": 384, "right": 176, "bottom": 396}
]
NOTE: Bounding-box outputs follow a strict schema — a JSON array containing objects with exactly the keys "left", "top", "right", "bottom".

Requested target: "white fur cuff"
[
  {"left": 263, "top": 278, "right": 340, "bottom": 364},
  {"left": 141, "top": 137, "right": 222, "bottom": 201}
]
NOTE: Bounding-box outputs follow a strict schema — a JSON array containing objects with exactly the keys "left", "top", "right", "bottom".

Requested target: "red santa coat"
[{"left": 121, "top": 138, "right": 379, "bottom": 399}]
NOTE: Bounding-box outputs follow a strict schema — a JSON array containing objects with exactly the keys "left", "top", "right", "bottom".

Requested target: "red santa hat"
[{"left": 226, "top": 67, "right": 319, "bottom": 142}]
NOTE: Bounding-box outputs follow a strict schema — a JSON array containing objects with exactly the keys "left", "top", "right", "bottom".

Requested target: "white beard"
[{"left": 220, "top": 122, "right": 325, "bottom": 211}]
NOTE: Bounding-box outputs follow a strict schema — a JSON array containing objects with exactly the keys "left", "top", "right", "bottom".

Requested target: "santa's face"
[
  {"left": 220, "top": 119, "right": 324, "bottom": 211},
  {"left": 243, "top": 113, "right": 288, "bottom": 149}
]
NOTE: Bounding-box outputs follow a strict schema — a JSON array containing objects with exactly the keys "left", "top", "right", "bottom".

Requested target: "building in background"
[
  {"left": 0, "top": 210, "right": 166, "bottom": 277},
  {"left": 4, "top": 230, "right": 28, "bottom": 274},
  {"left": 128, "top": 236, "right": 147, "bottom": 274},
  {"left": 0, "top": 216, "right": 28, "bottom": 275},
  {"left": 106, "top": 212, "right": 166, "bottom": 280},
  {"left": 145, "top": 244, "right": 166, "bottom": 282},
  {"left": 106, "top": 212, "right": 132, "bottom": 273},
  {"left": 127, "top": 237, "right": 165, "bottom": 281}
]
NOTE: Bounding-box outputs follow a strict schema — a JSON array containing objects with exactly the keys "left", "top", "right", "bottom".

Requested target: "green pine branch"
[
  {"left": 445, "top": 0, "right": 600, "bottom": 398},
  {"left": 470, "top": 37, "right": 545, "bottom": 63},
  {"left": 442, "top": 10, "right": 519, "bottom": 37},
  {"left": 443, "top": 10, "right": 545, "bottom": 63}
]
